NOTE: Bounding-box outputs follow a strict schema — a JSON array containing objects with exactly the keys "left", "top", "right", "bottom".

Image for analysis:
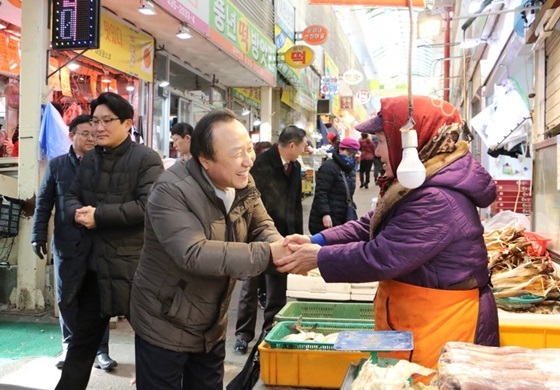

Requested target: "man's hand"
[
  {"left": 32, "top": 242, "right": 47, "bottom": 260},
  {"left": 75, "top": 206, "right": 97, "bottom": 229},
  {"left": 274, "top": 243, "right": 321, "bottom": 275},
  {"left": 270, "top": 239, "right": 293, "bottom": 266},
  {"left": 322, "top": 215, "right": 333, "bottom": 229},
  {"left": 283, "top": 234, "right": 311, "bottom": 247}
]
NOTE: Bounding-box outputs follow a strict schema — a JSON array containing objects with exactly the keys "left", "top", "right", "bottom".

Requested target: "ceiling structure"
[{"left": 334, "top": 5, "right": 446, "bottom": 97}]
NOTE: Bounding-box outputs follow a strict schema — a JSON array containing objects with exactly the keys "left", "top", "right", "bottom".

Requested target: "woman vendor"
[{"left": 275, "top": 95, "right": 499, "bottom": 369}]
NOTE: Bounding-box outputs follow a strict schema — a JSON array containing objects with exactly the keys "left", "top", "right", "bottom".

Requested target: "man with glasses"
[
  {"left": 55, "top": 93, "right": 163, "bottom": 390},
  {"left": 32, "top": 114, "right": 117, "bottom": 370}
]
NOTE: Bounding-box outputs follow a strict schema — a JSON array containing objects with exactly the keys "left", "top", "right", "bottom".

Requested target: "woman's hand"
[
  {"left": 283, "top": 234, "right": 311, "bottom": 247},
  {"left": 274, "top": 243, "right": 321, "bottom": 275}
]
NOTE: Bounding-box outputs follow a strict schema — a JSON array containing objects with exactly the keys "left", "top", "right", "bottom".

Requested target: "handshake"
[{"left": 269, "top": 234, "right": 321, "bottom": 276}]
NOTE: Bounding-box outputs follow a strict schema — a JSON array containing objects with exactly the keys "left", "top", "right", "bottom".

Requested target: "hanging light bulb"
[
  {"left": 396, "top": 118, "right": 426, "bottom": 189},
  {"left": 67, "top": 62, "right": 80, "bottom": 71},
  {"left": 176, "top": 24, "right": 193, "bottom": 40},
  {"left": 126, "top": 83, "right": 135, "bottom": 92},
  {"left": 241, "top": 107, "right": 251, "bottom": 116},
  {"left": 101, "top": 73, "right": 112, "bottom": 83},
  {"left": 138, "top": 0, "right": 157, "bottom": 15}
]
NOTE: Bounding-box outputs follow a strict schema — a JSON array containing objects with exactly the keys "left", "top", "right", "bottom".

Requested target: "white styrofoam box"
[
  {"left": 287, "top": 274, "right": 351, "bottom": 294},
  {"left": 350, "top": 292, "right": 377, "bottom": 302},
  {"left": 350, "top": 282, "right": 379, "bottom": 290},
  {"left": 286, "top": 290, "right": 351, "bottom": 301}
]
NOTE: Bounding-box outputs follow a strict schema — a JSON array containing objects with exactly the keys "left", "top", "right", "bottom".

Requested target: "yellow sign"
[
  {"left": 284, "top": 46, "right": 315, "bottom": 69},
  {"left": 83, "top": 11, "right": 154, "bottom": 82}
]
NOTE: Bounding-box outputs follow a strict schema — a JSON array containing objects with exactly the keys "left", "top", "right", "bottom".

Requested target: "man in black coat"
[
  {"left": 55, "top": 93, "right": 163, "bottom": 390},
  {"left": 233, "top": 125, "right": 306, "bottom": 354},
  {"left": 31, "top": 114, "right": 116, "bottom": 370}
]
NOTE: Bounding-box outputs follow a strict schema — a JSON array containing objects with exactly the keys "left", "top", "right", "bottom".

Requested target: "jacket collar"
[
  {"left": 95, "top": 136, "right": 133, "bottom": 156},
  {"left": 369, "top": 141, "right": 469, "bottom": 237}
]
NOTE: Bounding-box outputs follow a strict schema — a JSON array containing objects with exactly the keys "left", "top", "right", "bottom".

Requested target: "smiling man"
[
  {"left": 130, "top": 109, "right": 290, "bottom": 390},
  {"left": 56, "top": 92, "right": 163, "bottom": 390}
]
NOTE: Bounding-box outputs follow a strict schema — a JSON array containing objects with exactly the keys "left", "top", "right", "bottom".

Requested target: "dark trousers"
[
  {"left": 235, "top": 272, "right": 287, "bottom": 342},
  {"left": 359, "top": 160, "right": 374, "bottom": 185},
  {"left": 135, "top": 334, "right": 225, "bottom": 390},
  {"left": 54, "top": 254, "right": 110, "bottom": 354},
  {"left": 55, "top": 271, "right": 110, "bottom": 390}
]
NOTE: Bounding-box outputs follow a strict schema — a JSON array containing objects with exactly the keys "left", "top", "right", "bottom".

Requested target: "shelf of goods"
[
  {"left": 286, "top": 274, "right": 378, "bottom": 301},
  {"left": 490, "top": 179, "right": 532, "bottom": 214}
]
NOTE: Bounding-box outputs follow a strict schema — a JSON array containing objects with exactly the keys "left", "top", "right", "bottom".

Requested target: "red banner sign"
[{"left": 301, "top": 25, "right": 329, "bottom": 45}]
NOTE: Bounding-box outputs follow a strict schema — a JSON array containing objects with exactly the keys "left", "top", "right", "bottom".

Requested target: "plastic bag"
[
  {"left": 482, "top": 210, "right": 531, "bottom": 232},
  {"left": 39, "top": 103, "right": 71, "bottom": 160}
]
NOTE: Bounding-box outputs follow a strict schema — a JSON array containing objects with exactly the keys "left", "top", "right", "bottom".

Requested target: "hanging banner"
[
  {"left": 232, "top": 87, "right": 261, "bottom": 109},
  {"left": 0, "top": 31, "right": 20, "bottom": 74},
  {"left": 308, "top": 0, "right": 424, "bottom": 6},
  {"left": 209, "top": 0, "right": 276, "bottom": 86},
  {"left": 284, "top": 45, "right": 315, "bottom": 69},
  {"left": 83, "top": 11, "right": 154, "bottom": 82},
  {"left": 301, "top": 25, "right": 329, "bottom": 46}
]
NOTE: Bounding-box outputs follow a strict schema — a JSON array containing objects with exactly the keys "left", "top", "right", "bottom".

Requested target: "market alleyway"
[{"left": 0, "top": 180, "right": 380, "bottom": 390}]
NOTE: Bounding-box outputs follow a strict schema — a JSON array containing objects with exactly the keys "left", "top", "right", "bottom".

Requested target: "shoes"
[
  {"left": 359, "top": 183, "right": 365, "bottom": 188},
  {"left": 55, "top": 349, "right": 66, "bottom": 369},
  {"left": 233, "top": 338, "right": 248, "bottom": 355},
  {"left": 94, "top": 353, "right": 118, "bottom": 371},
  {"left": 364, "top": 183, "right": 369, "bottom": 189},
  {"left": 257, "top": 291, "right": 267, "bottom": 310}
]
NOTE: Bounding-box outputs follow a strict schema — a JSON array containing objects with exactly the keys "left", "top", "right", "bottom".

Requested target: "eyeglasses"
[
  {"left": 76, "top": 131, "right": 97, "bottom": 139},
  {"left": 89, "top": 117, "right": 120, "bottom": 128}
]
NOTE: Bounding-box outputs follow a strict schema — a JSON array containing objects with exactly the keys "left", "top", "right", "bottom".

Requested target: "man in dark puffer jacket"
[
  {"left": 55, "top": 92, "right": 163, "bottom": 390},
  {"left": 31, "top": 114, "right": 115, "bottom": 370}
]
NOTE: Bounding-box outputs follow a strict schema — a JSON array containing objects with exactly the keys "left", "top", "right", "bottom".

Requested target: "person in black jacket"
[
  {"left": 55, "top": 93, "right": 163, "bottom": 390},
  {"left": 31, "top": 114, "right": 117, "bottom": 370},
  {"left": 308, "top": 138, "right": 359, "bottom": 234},
  {"left": 233, "top": 125, "right": 307, "bottom": 354}
]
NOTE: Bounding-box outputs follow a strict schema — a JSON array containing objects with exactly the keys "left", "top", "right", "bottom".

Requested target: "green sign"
[{"left": 209, "top": 0, "right": 276, "bottom": 85}]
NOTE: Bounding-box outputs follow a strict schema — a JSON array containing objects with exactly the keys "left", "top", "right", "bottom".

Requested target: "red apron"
[{"left": 374, "top": 279, "right": 479, "bottom": 370}]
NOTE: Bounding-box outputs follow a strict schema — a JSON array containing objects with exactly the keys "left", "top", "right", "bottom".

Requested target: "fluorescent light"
[
  {"left": 158, "top": 80, "right": 170, "bottom": 87},
  {"left": 138, "top": 0, "right": 157, "bottom": 15},
  {"left": 67, "top": 62, "right": 80, "bottom": 71},
  {"left": 176, "top": 24, "right": 193, "bottom": 40}
]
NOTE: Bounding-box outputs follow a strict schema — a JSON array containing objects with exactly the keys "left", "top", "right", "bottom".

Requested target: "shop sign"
[
  {"left": 324, "top": 51, "right": 339, "bottom": 77},
  {"left": 343, "top": 69, "right": 363, "bottom": 85},
  {"left": 83, "top": 11, "right": 154, "bottom": 82},
  {"left": 296, "top": 91, "right": 316, "bottom": 112},
  {"left": 0, "top": 31, "right": 20, "bottom": 74},
  {"left": 275, "top": 0, "right": 295, "bottom": 40},
  {"left": 232, "top": 88, "right": 261, "bottom": 109},
  {"left": 355, "top": 89, "right": 370, "bottom": 104},
  {"left": 308, "top": 0, "right": 424, "bottom": 7},
  {"left": 275, "top": 25, "right": 302, "bottom": 90},
  {"left": 284, "top": 45, "right": 314, "bottom": 69},
  {"left": 155, "top": 0, "right": 210, "bottom": 35},
  {"left": 321, "top": 76, "right": 339, "bottom": 98},
  {"left": 340, "top": 96, "right": 353, "bottom": 110},
  {"left": 209, "top": 0, "right": 276, "bottom": 86},
  {"left": 301, "top": 25, "right": 329, "bottom": 46}
]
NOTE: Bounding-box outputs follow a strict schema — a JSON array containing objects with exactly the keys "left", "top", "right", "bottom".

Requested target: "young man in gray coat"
[{"left": 130, "top": 109, "right": 290, "bottom": 390}]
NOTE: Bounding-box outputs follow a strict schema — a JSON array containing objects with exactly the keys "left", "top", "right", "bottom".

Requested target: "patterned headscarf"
[{"left": 378, "top": 95, "right": 462, "bottom": 175}]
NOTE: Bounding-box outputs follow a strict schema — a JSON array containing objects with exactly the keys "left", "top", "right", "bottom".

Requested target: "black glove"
[{"left": 32, "top": 241, "right": 47, "bottom": 260}]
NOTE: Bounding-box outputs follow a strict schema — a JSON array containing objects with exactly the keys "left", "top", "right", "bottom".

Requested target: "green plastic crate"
[
  {"left": 265, "top": 320, "right": 374, "bottom": 351},
  {"left": 275, "top": 301, "right": 374, "bottom": 324}
]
